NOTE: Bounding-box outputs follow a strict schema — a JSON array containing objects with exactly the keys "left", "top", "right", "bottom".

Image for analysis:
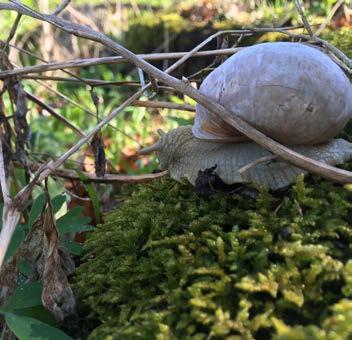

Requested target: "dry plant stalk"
[{"left": 0, "top": 1, "right": 351, "bottom": 271}]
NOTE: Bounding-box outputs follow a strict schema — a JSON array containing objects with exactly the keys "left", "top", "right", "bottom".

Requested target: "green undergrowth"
[{"left": 74, "top": 175, "right": 352, "bottom": 339}]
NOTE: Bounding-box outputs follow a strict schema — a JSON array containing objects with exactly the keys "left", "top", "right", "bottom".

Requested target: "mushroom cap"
[{"left": 193, "top": 42, "right": 352, "bottom": 145}]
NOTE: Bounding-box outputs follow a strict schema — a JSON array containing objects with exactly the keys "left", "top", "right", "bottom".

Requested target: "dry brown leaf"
[{"left": 41, "top": 199, "right": 76, "bottom": 322}]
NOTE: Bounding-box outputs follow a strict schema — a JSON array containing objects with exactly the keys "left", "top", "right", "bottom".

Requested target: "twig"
[
  {"left": 16, "top": 160, "right": 168, "bottom": 184},
  {"left": 134, "top": 100, "right": 195, "bottom": 112},
  {"left": 52, "top": 0, "right": 71, "bottom": 16},
  {"left": 238, "top": 155, "right": 278, "bottom": 175},
  {"left": 0, "top": 142, "right": 21, "bottom": 267},
  {"left": 20, "top": 75, "right": 141, "bottom": 86},
  {"left": 32, "top": 78, "right": 142, "bottom": 146},
  {"left": 0, "top": 143, "right": 10, "bottom": 204},
  {"left": 0, "top": 48, "right": 243, "bottom": 79},
  {"left": 274, "top": 29, "right": 352, "bottom": 70},
  {"left": 1, "top": 13, "right": 22, "bottom": 56},
  {"left": 64, "top": 188, "right": 92, "bottom": 201},
  {"left": 294, "top": 0, "right": 314, "bottom": 37},
  {"left": 25, "top": 92, "right": 85, "bottom": 137},
  {"left": 315, "top": 0, "right": 344, "bottom": 36}
]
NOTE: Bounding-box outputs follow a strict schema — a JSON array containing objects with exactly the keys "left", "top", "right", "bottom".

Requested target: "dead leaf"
[{"left": 41, "top": 199, "right": 76, "bottom": 322}]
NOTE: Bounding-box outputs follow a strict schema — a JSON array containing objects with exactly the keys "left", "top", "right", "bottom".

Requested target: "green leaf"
[
  {"left": 62, "top": 240, "right": 83, "bottom": 255},
  {"left": 13, "top": 306, "right": 57, "bottom": 326},
  {"left": 28, "top": 194, "right": 46, "bottom": 229},
  {"left": 168, "top": 116, "right": 193, "bottom": 126},
  {"left": 4, "top": 224, "right": 25, "bottom": 261},
  {"left": 76, "top": 170, "right": 101, "bottom": 223},
  {"left": 58, "top": 224, "right": 95, "bottom": 236},
  {"left": 56, "top": 206, "right": 92, "bottom": 236},
  {"left": 5, "top": 282, "right": 42, "bottom": 310},
  {"left": 4, "top": 313, "right": 73, "bottom": 340},
  {"left": 57, "top": 206, "right": 85, "bottom": 224},
  {"left": 52, "top": 193, "right": 66, "bottom": 214},
  {"left": 19, "top": 260, "right": 32, "bottom": 276}
]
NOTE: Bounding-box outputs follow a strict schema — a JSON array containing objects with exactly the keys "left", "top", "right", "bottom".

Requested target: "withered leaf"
[
  {"left": 41, "top": 199, "right": 76, "bottom": 323},
  {"left": 91, "top": 132, "right": 106, "bottom": 177}
]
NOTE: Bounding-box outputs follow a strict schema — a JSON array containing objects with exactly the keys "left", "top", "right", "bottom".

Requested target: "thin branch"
[
  {"left": 134, "top": 100, "right": 195, "bottom": 112},
  {"left": 64, "top": 188, "right": 90, "bottom": 201},
  {"left": 32, "top": 78, "right": 142, "bottom": 146},
  {"left": 238, "top": 155, "right": 278, "bottom": 175},
  {"left": 275, "top": 28, "right": 352, "bottom": 70},
  {"left": 294, "top": 0, "right": 314, "bottom": 37},
  {"left": 0, "top": 142, "right": 20, "bottom": 268},
  {"left": 1, "top": 13, "right": 22, "bottom": 56},
  {"left": 0, "top": 48, "right": 243, "bottom": 79},
  {"left": 20, "top": 75, "right": 142, "bottom": 86},
  {"left": 52, "top": 0, "right": 71, "bottom": 16},
  {"left": 21, "top": 75, "right": 141, "bottom": 86},
  {"left": 16, "top": 160, "right": 168, "bottom": 184},
  {"left": 25, "top": 92, "right": 85, "bottom": 137},
  {"left": 315, "top": 0, "right": 344, "bottom": 36},
  {"left": 0, "top": 142, "right": 11, "bottom": 204}
]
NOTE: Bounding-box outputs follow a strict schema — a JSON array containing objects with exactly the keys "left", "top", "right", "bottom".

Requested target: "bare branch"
[
  {"left": 52, "top": 0, "right": 71, "bottom": 16},
  {"left": 16, "top": 160, "right": 168, "bottom": 184},
  {"left": 315, "top": 0, "right": 344, "bottom": 36},
  {"left": 134, "top": 100, "right": 195, "bottom": 112},
  {"left": 0, "top": 208, "right": 20, "bottom": 269},
  {"left": 64, "top": 188, "right": 91, "bottom": 201},
  {"left": 0, "top": 48, "right": 243, "bottom": 79},
  {"left": 31, "top": 78, "right": 142, "bottom": 146},
  {"left": 0, "top": 143, "right": 10, "bottom": 204},
  {"left": 25, "top": 92, "right": 85, "bottom": 137},
  {"left": 1, "top": 13, "right": 22, "bottom": 55},
  {"left": 294, "top": 0, "right": 314, "bottom": 37},
  {"left": 238, "top": 155, "right": 278, "bottom": 175}
]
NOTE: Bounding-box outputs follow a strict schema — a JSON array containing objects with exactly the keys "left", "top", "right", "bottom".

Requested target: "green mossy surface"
[{"left": 74, "top": 175, "right": 352, "bottom": 339}]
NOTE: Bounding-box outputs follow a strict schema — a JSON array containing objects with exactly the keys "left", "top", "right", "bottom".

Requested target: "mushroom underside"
[{"left": 167, "top": 138, "right": 352, "bottom": 191}]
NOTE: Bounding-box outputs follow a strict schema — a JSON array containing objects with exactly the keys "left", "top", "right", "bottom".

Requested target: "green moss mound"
[{"left": 74, "top": 175, "right": 352, "bottom": 339}]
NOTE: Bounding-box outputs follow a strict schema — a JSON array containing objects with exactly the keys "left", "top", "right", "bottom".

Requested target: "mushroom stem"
[{"left": 137, "top": 141, "right": 162, "bottom": 155}]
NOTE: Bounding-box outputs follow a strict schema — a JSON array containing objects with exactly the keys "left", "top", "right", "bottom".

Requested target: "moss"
[
  {"left": 322, "top": 28, "right": 352, "bottom": 59},
  {"left": 74, "top": 174, "right": 352, "bottom": 339}
]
